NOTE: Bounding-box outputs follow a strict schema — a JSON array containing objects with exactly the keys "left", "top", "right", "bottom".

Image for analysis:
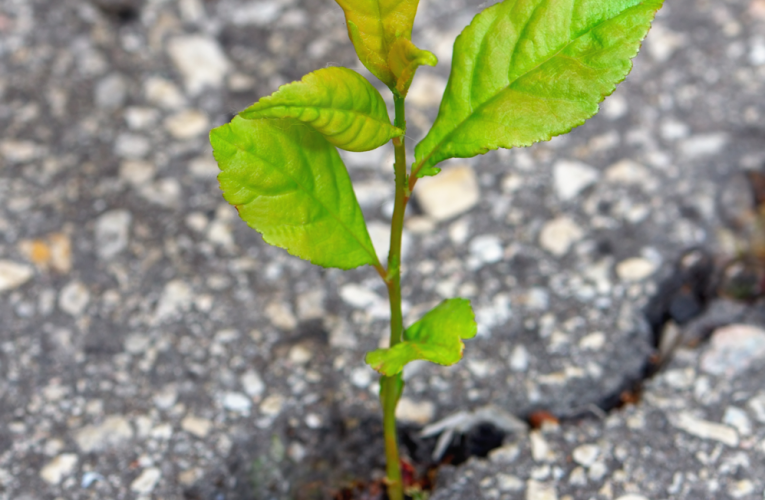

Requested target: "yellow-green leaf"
[
  {"left": 365, "top": 298, "right": 477, "bottom": 376},
  {"left": 239, "top": 67, "right": 402, "bottom": 152},
  {"left": 334, "top": 0, "right": 421, "bottom": 87},
  {"left": 387, "top": 38, "right": 438, "bottom": 95},
  {"left": 211, "top": 117, "right": 379, "bottom": 270},
  {"left": 414, "top": 0, "right": 664, "bottom": 177}
]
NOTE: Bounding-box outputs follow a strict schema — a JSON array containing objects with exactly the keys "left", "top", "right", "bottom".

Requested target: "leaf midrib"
[
  {"left": 221, "top": 134, "right": 379, "bottom": 267},
  {"left": 414, "top": 1, "right": 644, "bottom": 176},
  {"left": 245, "top": 104, "right": 401, "bottom": 134}
]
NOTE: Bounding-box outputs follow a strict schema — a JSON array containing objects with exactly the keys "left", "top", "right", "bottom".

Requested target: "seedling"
[{"left": 210, "top": 1, "right": 663, "bottom": 498}]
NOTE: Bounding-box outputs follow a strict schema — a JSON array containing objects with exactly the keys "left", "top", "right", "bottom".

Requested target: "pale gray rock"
[
  {"left": 415, "top": 164, "right": 480, "bottom": 221},
  {"left": 114, "top": 133, "right": 151, "bottom": 159},
  {"left": 58, "top": 281, "right": 90, "bottom": 316},
  {"left": 678, "top": 133, "right": 728, "bottom": 158},
  {"left": 39, "top": 454, "right": 78, "bottom": 485},
  {"left": 167, "top": 35, "right": 230, "bottom": 96},
  {"left": 553, "top": 160, "right": 599, "bottom": 201},
  {"left": 94, "top": 73, "right": 127, "bottom": 109},
  {"left": 163, "top": 109, "right": 209, "bottom": 140},
  {"left": 0, "top": 139, "right": 42, "bottom": 163},
  {"left": 0, "top": 260, "right": 34, "bottom": 292},
  {"left": 222, "top": 392, "right": 251, "bottom": 413},
  {"left": 241, "top": 370, "right": 265, "bottom": 398},
  {"left": 615, "top": 257, "right": 658, "bottom": 282},
  {"left": 539, "top": 216, "right": 583, "bottom": 257},
  {"left": 143, "top": 77, "right": 186, "bottom": 109},
  {"left": 469, "top": 234, "right": 504, "bottom": 267},
  {"left": 153, "top": 280, "right": 193, "bottom": 324},
  {"left": 700, "top": 324, "right": 765, "bottom": 376},
  {"left": 95, "top": 210, "right": 132, "bottom": 260},
  {"left": 74, "top": 416, "right": 134, "bottom": 453},
  {"left": 181, "top": 415, "right": 212, "bottom": 438},
  {"left": 130, "top": 467, "right": 161, "bottom": 494}
]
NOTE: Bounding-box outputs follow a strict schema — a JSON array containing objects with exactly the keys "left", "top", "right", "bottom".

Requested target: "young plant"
[{"left": 210, "top": 0, "right": 664, "bottom": 498}]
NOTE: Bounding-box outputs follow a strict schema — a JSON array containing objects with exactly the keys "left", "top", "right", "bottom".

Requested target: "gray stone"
[
  {"left": 144, "top": 77, "right": 186, "bottom": 109},
  {"left": 0, "top": 260, "right": 34, "bottom": 292},
  {"left": 700, "top": 324, "right": 765, "bottom": 376},
  {"left": 181, "top": 415, "right": 212, "bottom": 438},
  {"left": 222, "top": 392, "right": 251, "bottom": 413},
  {"left": 74, "top": 416, "right": 134, "bottom": 453},
  {"left": 163, "top": 109, "right": 209, "bottom": 140},
  {"left": 539, "top": 216, "right": 583, "bottom": 256},
  {"left": 58, "top": 281, "right": 90, "bottom": 316},
  {"left": 553, "top": 160, "right": 599, "bottom": 201},
  {"left": 114, "top": 133, "right": 151, "bottom": 159},
  {"left": 95, "top": 209, "right": 132, "bottom": 260},
  {"left": 167, "top": 35, "right": 230, "bottom": 96},
  {"left": 94, "top": 73, "right": 127, "bottom": 109},
  {"left": 130, "top": 467, "right": 161, "bottom": 494},
  {"left": 39, "top": 454, "right": 78, "bottom": 485},
  {"left": 415, "top": 164, "right": 480, "bottom": 221},
  {"left": 241, "top": 370, "right": 265, "bottom": 398},
  {"left": 153, "top": 280, "right": 193, "bottom": 324}
]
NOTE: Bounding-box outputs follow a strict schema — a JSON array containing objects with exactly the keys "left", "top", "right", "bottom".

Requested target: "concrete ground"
[{"left": 1, "top": 0, "right": 765, "bottom": 499}]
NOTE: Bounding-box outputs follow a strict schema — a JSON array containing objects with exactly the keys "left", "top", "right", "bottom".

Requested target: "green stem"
[{"left": 380, "top": 93, "right": 409, "bottom": 500}]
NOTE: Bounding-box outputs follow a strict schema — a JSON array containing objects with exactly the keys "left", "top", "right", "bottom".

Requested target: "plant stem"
[{"left": 380, "top": 93, "right": 409, "bottom": 500}]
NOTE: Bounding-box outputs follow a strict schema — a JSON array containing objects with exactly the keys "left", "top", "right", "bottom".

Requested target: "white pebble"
[
  {"left": 222, "top": 392, "right": 251, "bottom": 414},
  {"left": 553, "top": 160, "right": 599, "bottom": 201},
  {"left": 167, "top": 35, "right": 230, "bottom": 96},
  {"left": 415, "top": 164, "right": 480, "bottom": 221},
  {"left": 40, "top": 454, "right": 78, "bottom": 485},
  {"left": 0, "top": 260, "right": 34, "bottom": 292},
  {"left": 58, "top": 281, "right": 90, "bottom": 316},
  {"left": 539, "top": 216, "right": 583, "bottom": 257},
  {"left": 95, "top": 210, "right": 132, "bottom": 260},
  {"left": 130, "top": 467, "right": 161, "bottom": 494}
]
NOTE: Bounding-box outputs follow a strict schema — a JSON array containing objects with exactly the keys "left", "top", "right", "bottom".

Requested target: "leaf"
[
  {"left": 211, "top": 117, "right": 379, "bottom": 270},
  {"left": 366, "top": 298, "right": 477, "bottom": 376},
  {"left": 239, "top": 67, "right": 403, "bottom": 152},
  {"left": 414, "top": 0, "right": 664, "bottom": 177},
  {"left": 334, "top": 0, "right": 421, "bottom": 87},
  {"left": 387, "top": 38, "right": 438, "bottom": 95}
]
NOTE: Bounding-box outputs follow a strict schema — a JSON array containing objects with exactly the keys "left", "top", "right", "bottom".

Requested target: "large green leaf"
[
  {"left": 211, "top": 117, "right": 379, "bottom": 270},
  {"left": 366, "top": 298, "right": 477, "bottom": 376},
  {"left": 334, "top": 0, "right": 421, "bottom": 87},
  {"left": 239, "top": 67, "right": 403, "bottom": 152},
  {"left": 414, "top": 0, "right": 664, "bottom": 177}
]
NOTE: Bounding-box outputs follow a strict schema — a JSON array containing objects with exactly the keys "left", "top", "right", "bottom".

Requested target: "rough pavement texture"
[{"left": 1, "top": 0, "right": 764, "bottom": 499}]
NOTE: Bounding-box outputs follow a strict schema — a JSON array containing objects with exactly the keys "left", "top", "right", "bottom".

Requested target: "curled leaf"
[
  {"left": 387, "top": 38, "right": 438, "bottom": 95},
  {"left": 334, "top": 0, "right": 421, "bottom": 87},
  {"left": 239, "top": 67, "right": 402, "bottom": 152}
]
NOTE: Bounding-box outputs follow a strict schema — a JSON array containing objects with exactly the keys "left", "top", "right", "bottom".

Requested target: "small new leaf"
[
  {"left": 366, "top": 298, "right": 477, "bottom": 376},
  {"left": 414, "top": 0, "right": 664, "bottom": 177},
  {"left": 334, "top": 0, "right": 421, "bottom": 87},
  {"left": 387, "top": 38, "right": 438, "bottom": 95},
  {"left": 211, "top": 117, "right": 379, "bottom": 270},
  {"left": 239, "top": 67, "right": 402, "bottom": 152}
]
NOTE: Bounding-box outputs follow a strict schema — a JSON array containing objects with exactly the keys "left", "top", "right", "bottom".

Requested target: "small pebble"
[
  {"left": 39, "top": 454, "right": 78, "bottom": 485},
  {"left": 395, "top": 397, "right": 435, "bottom": 425},
  {"left": 415, "top": 164, "right": 480, "bottom": 221},
  {"left": 222, "top": 392, "right": 251, "bottom": 414},
  {"left": 95, "top": 210, "right": 132, "bottom": 260},
  {"left": 553, "top": 160, "right": 599, "bottom": 201},
  {"left": 130, "top": 467, "right": 161, "bottom": 494},
  {"left": 167, "top": 35, "right": 230, "bottom": 95},
  {"left": 572, "top": 444, "right": 600, "bottom": 467},
  {"left": 539, "top": 216, "right": 583, "bottom": 257},
  {"left": 616, "top": 257, "right": 657, "bottom": 282},
  {"left": 241, "top": 370, "right": 265, "bottom": 398},
  {"left": 58, "top": 281, "right": 90, "bottom": 316},
  {"left": 181, "top": 415, "right": 212, "bottom": 438},
  {"left": 700, "top": 324, "right": 765, "bottom": 376},
  {"left": 0, "top": 260, "right": 34, "bottom": 292}
]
